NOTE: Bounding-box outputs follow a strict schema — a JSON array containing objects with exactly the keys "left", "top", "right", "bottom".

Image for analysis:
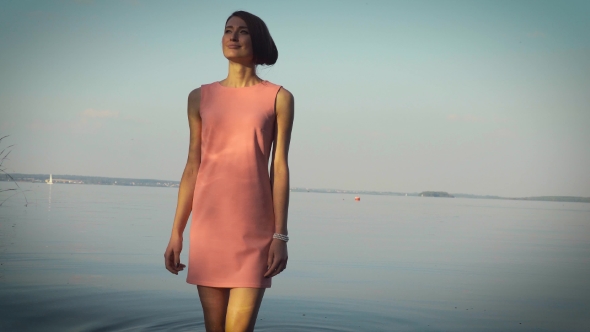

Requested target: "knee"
[{"left": 225, "top": 306, "right": 256, "bottom": 332}]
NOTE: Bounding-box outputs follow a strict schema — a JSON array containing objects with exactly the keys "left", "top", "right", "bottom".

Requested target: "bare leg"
[
  {"left": 225, "top": 288, "right": 266, "bottom": 332},
  {"left": 197, "top": 285, "right": 230, "bottom": 332}
]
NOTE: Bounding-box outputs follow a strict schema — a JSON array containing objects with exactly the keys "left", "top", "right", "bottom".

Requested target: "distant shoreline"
[
  {"left": 3, "top": 173, "right": 589, "bottom": 203},
  {"left": 3, "top": 173, "right": 179, "bottom": 188},
  {"left": 289, "top": 188, "right": 589, "bottom": 203}
]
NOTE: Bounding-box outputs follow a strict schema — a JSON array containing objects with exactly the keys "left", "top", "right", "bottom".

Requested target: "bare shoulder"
[
  {"left": 277, "top": 87, "right": 294, "bottom": 104},
  {"left": 276, "top": 87, "right": 294, "bottom": 117},
  {"left": 188, "top": 87, "right": 201, "bottom": 105},
  {"left": 187, "top": 87, "right": 201, "bottom": 118}
]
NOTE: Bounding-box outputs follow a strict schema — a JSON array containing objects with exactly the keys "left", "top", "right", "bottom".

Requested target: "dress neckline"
[{"left": 215, "top": 80, "right": 267, "bottom": 89}]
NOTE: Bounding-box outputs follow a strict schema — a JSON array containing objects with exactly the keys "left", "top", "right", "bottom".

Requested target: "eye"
[{"left": 240, "top": 29, "right": 249, "bottom": 34}]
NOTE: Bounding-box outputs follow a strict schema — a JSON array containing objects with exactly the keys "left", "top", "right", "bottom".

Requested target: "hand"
[
  {"left": 164, "top": 235, "right": 186, "bottom": 275},
  {"left": 264, "top": 238, "right": 288, "bottom": 278}
]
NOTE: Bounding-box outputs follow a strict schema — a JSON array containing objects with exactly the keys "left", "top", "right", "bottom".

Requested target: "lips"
[{"left": 227, "top": 45, "right": 241, "bottom": 49}]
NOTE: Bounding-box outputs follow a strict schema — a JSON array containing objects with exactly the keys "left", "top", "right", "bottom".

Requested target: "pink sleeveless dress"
[{"left": 186, "top": 80, "right": 282, "bottom": 288}]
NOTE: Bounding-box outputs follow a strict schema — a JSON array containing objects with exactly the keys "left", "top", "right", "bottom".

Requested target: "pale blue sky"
[{"left": 1, "top": 0, "right": 589, "bottom": 197}]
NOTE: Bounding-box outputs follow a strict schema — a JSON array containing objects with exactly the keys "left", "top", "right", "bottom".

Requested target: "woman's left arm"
[{"left": 264, "top": 87, "right": 294, "bottom": 278}]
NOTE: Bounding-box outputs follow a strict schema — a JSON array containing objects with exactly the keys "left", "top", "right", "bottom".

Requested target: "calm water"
[{"left": 1, "top": 183, "right": 589, "bottom": 331}]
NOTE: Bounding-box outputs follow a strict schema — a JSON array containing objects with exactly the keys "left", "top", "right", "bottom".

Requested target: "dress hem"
[{"left": 186, "top": 278, "right": 272, "bottom": 289}]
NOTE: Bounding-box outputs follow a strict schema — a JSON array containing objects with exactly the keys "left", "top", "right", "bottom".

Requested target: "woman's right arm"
[{"left": 164, "top": 88, "right": 202, "bottom": 275}]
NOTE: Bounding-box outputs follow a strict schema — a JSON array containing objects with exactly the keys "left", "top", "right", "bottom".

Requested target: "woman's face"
[{"left": 222, "top": 16, "right": 254, "bottom": 64}]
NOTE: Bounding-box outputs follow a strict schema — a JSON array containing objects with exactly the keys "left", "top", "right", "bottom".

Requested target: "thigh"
[
  {"left": 225, "top": 287, "right": 266, "bottom": 332},
  {"left": 197, "top": 285, "right": 230, "bottom": 332}
]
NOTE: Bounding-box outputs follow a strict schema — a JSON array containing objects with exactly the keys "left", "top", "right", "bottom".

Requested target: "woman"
[{"left": 164, "top": 10, "right": 294, "bottom": 332}]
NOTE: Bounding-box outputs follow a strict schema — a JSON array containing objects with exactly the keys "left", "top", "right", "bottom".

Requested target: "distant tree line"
[
  {"left": 419, "top": 191, "right": 454, "bottom": 198},
  {"left": 4, "top": 173, "right": 589, "bottom": 203},
  {"left": 3, "top": 173, "right": 179, "bottom": 188}
]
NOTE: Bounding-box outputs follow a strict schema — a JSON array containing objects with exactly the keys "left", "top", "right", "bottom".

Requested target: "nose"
[{"left": 230, "top": 31, "right": 239, "bottom": 41}]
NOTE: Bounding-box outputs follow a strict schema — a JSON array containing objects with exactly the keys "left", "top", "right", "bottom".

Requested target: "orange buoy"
[{"left": 354, "top": 196, "right": 360, "bottom": 201}]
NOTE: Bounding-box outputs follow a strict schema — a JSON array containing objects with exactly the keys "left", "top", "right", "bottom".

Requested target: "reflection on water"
[
  {"left": 1, "top": 285, "right": 205, "bottom": 331},
  {"left": 0, "top": 285, "right": 425, "bottom": 332},
  {"left": 0, "top": 183, "right": 589, "bottom": 331},
  {"left": 48, "top": 183, "right": 52, "bottom": 213}
]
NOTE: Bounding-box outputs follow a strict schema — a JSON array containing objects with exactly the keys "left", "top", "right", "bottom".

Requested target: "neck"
[{"left": 221, "top": 61, "right": 261, "bottom": 88}]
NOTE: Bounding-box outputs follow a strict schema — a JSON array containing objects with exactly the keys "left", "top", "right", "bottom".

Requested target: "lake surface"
[{"left": 1, "top": 183, "right": 589, "bottom": 331}]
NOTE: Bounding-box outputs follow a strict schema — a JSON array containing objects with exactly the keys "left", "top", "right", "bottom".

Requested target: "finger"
[
  {"left": 174, "top": 252, "right": 181, "bottom": 269},
  {"left": 164, "top": 251, "right": 179, "bottom": 275},
  {"left": 165, "top": 260, "right": 177, "bottom": 274},
  {"left": 264, "top": 264, "right": 277, "bottom": 277},
  {"left": 268, "top": 261, "right": 286, "bottom": 278},
  {"left": 267, "top": 252, "right": 274, "bottom": 270},
  {"left": 264, "top": 258, "right": 284, "bottom": 278},
  {"left": 165, "top": 263, "right": 178, "bottom": 275},
  {"left": 264, "top": 259, "right": 280, "bottom": 278},
  {"left": 164, "top": 250, "right": 172, "bottom": 268}
]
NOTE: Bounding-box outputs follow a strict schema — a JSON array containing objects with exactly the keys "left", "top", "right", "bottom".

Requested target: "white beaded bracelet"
[{"left": 273, "top": 233, "right": 289, "bottom": 242}]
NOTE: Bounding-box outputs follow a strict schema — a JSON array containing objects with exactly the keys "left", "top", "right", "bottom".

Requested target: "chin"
[{"left": 225, "top": 55, "right": 253, "bottom": 64}]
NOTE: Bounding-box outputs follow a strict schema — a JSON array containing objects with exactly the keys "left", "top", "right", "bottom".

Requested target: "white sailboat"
[{"left": 47, "top": 174, "right": 53, "bottom": 184}]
